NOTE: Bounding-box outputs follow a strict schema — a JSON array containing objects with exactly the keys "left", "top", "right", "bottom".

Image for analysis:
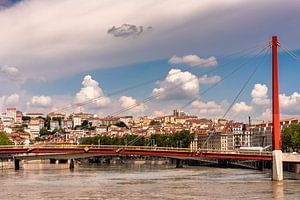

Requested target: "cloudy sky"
[{"left": 0, "top": 0, "right": 300, "bottom": 122}]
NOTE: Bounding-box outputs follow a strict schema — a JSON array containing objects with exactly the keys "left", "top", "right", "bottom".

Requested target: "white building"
[{"left": 6, "top": 108, "right": 17, "bottom": 122}]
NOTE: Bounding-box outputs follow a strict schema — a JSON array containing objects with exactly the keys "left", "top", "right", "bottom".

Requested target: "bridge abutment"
[{"left": 272, "top": 150, "right": 283, "bottom": 181}]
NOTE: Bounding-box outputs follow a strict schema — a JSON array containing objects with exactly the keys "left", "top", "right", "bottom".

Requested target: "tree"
[
  {"left": 22, "top": 116, "right": 31, "bottom": 121},
  {"left": 115, "top": 121, "right": 128, "bottom": 129},
  {"left": 150, "top": 120, "right": 160, "bottom": 126},
  {"left": 39, "top": 128, "right": 52, "bottom": 136},
  {"left": 81, "top": 120, "right": 89, "bottom": 129},
  {"left": 281, "top": 123, "right": 300, "bottom": 152},
  {"left": 44, "top": 116, "right": 51, "bottom": 130},
  {"left": 52, "top": 117, "right": 63, "bottom": 127},
  {"left": 0, "top": 132, "right": 13, "bottom": 145}
]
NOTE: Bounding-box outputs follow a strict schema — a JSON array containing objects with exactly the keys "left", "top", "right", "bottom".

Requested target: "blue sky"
[{"left": 0, "top": 0, "right": 300, "bottom": 121}]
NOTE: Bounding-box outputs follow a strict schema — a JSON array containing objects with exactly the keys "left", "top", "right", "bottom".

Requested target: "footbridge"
[{"left": 1, "top": 144, "right": 299, "bottom": 162}]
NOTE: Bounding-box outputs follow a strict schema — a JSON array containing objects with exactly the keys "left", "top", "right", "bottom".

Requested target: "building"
[
  {"left": 27, "top": 118, "right": 45, "bottom": 138},
  {"left": 50, "top": 120, "right": 60, "bottom": 130},
  {"left": 119, "top": 116, "right": 133, "bottom": 126},
  {"left": 48, "top": 112, "right": 66, "bottom": 119},
  {"left": 231, "top": 123, "right": 251, "bottom": 148},
  {"left": 251, "top": 118, "right": 300, "bottom": 147},
  {"left": 71, "top": 112, "right": 94, "bottom": 127},
  {"left": 173, "top": 108, "right": 186, "bottom": 117},
  {"left": 198, "top": 130, "right": 234, "bottom": 151},
  {"left": 6, "top": 108, "right": 17, "bottom": 122},
  {"left": 24, "top": 112, "right": 45, "bottom": 118}
]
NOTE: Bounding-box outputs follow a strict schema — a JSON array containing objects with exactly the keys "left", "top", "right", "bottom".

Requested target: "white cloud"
[
  {"left": 0, "top": 65, "right": 19, "bottom": 76},
  {"left": 152, "top": 68, "right": 199, "bottom": 100},
  {"left": 119, "top": 96, "right": 146, "bottom": 114},
  {"left": 0, "top": 93, "right": 20, "bottom": 109},
  {"left": 251, "top": 83, "right": 270, "bottom": 105},
  {"left": 232, "top": 101, "right": 253, "bottom": 113},
  {"left": 152, "top": 110, "right": 165, "bottom": 117},
  {"left": 0, "top": 96, "right": 5, "bottom": 110},
  {"left": 75, "top": 75, "right": 110, "bottom": 107},
  {"left": 279, "top": 92, "right": 300, "bottom": 115},
  {"left": 28, "top": 95, "right": 52, "bottom": 108},
  {"left": 198, "top": 74, "right": 221, "bottom": 84},
  {"left": 5, "top": 93, "right": 19, "bottom": 106},
  {"left": 191, "top": 100, "right": 223, "bottom": 114},
  {"left": 260, "top": 108, "right": 271, "bottom": 120},
  {"left": 169, "top": 55, "right": 217, "bottom": 67}
]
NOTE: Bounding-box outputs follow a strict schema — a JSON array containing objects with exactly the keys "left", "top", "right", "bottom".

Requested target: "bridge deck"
[
  {"left": 0, "top": 145, "right": 275, "bottom": 161},
  {"left": 1, "top": 145, "right": 299, "bottom": 163}
]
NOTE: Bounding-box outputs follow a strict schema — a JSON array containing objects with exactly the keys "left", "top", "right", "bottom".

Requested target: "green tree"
[
  {"left": 281, "top": 123, "right": 300, "bottom": 152},
  {"left": 52, "top": 117, "right": 63, "bottom": 127},
  {"left": 39, "top": 128, "right": 52, "bottom": 136},
  {"left": 115, "top": 121, "right": 128, "bottom": 129},
  {"left": 0, "top": 132, "right": 13, "bottom": 145},
  {"left": 34, "top": 137, "right": 46, "bottom": 142},
  {"left": 150, "top": 120, "right": 160, "bottom": 126},
  {"left": 44, "top": 116, "right": 51, "bottom": 130},
  {"left": 22, "top": 116, "right": 31, "bottom": 121},
  {"left": 81, "top": 120, "right": 89, "bottom": 129}
]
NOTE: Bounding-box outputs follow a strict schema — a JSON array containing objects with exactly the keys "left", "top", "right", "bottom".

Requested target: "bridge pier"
[
  {"left": 14, "top": 158, "right": 20, "bottom": 170},
  {"left": 50, "top": 159, "right": 57, "bottom": 164},
  {"left": 272, "top": 150, "right": 283, "bottom": 181},
  {"left": 69, "top": 159, "right": 75, "bottom": 170},
  {"left": 257, "top": 160, "right": 265, "bottom": 171},
  {"left": 176, "top": 159, "right": 183, "bottom": 168}
]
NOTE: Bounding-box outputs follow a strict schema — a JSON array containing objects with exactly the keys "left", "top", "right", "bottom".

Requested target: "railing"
[{"left": 0, "top": 145, "right": 272, "bottom": 155}]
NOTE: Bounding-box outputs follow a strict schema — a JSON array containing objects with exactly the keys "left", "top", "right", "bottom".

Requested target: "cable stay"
[
  {"left": 279, "top": 43, "right": 300, "bottom": 63},
  {"left": 222, "top": 47, "right": 270, "bottom": 118},
  {"left": 54, "top": 41, "right": 270, "bottom": 113},
  {"left": 180, "top": 45, "right": 269, "bottom": 110},
  {"left": 72, "top": 42, "right": 270, "bottom": 146},
  {"left": 197, "top": 48, "right": 270, "bottom": 150},
  {"left": 107, "top": 44, "right": 270, "bottom": 117}
]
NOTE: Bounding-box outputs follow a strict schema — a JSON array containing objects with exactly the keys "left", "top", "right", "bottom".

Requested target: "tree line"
[{"left": 81, "top": 130, "right": 194, "bottom": 148}]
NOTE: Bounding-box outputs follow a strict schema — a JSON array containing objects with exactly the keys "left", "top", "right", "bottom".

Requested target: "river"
[{"left": 0, "top": 163, "right": 300, "bottom": 199}]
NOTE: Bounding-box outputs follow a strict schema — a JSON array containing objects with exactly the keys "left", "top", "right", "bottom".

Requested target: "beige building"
[
  {"left": 6, "top": 108, "right": 17, "bottom": 122},
  {"left": 198, "top": 130, "right": 234, "bottom": 151},
  {"left": 251, "top": 118, "right": 300, "bottom": 147}
]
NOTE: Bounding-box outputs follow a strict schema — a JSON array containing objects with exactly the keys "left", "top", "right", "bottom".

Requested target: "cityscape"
[
  {"left": 1, "top": 0, "right": 300, "bottom": 199},
  {"left": 1, "top": 107, "right": 299, "bottom": 151}
]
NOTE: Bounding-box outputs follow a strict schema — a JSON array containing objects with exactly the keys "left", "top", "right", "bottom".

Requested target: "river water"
[{"left": 0, "top": 164, "right": 300, "bottom": 200}]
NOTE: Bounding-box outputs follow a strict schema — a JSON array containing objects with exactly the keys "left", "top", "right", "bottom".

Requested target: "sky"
[{"left": 0, "top": 0, "right": 300, "bottom": 122}]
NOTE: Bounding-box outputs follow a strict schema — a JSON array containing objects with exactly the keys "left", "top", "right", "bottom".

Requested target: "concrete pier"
[
  {"left": 50, "top": 159, "right": 57, "bottom": 164},
  {"left": 176, "top": 159, "right": 183, "bottom": 168},
  {"left": 69, "top": 159, "right": 75, "bottom": 170},
  {"left": 272, "top": 150, "right": 283, "bottom": 181},
  {"left": 14, "top": 158, "right": 20, "bottom": 170}
]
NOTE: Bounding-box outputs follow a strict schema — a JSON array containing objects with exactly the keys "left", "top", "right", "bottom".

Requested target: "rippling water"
[{"left": 0, "top": 164, "right": 300, "bottom": 200}]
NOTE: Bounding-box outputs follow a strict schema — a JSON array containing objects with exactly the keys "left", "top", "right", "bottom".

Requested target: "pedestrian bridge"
[{"left": 0, "top": 145, "right": 299, "bottom": 163}]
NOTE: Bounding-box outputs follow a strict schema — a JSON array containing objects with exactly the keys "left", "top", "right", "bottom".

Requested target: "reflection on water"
[{"left": 0, "top": 163, "right": 299, "bottom": 200}]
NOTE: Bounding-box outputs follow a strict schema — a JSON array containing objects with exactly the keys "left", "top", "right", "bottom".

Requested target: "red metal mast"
[{"left": 272, "top": 36, "right": 281, "bottom": 151}]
